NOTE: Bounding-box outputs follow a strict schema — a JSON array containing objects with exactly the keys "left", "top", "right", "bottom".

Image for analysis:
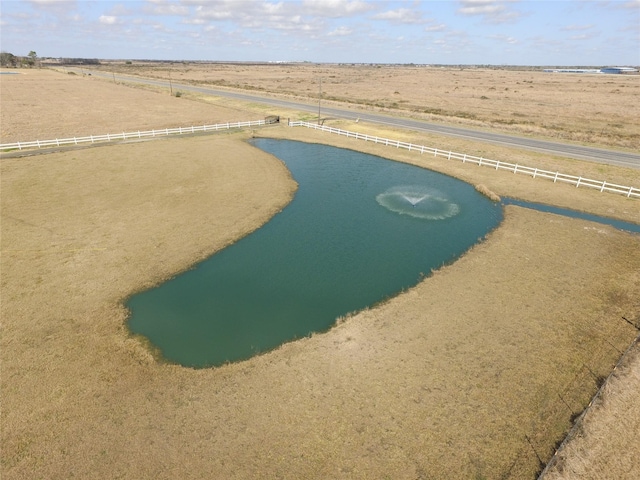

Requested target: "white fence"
[
  {"left": 290, "top": 121, "right": 639, "bottom": 200},
  {"left": 0, "top": 119, "right": 271, "bottom": 152}
]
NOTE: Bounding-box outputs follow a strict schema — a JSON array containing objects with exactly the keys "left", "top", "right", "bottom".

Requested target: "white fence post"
[
  {"left": 4, "top": 120, "right": 638, "bottom": 201},
  {"left": 286, "top": 122, "right": 638, "bottom": 200}
]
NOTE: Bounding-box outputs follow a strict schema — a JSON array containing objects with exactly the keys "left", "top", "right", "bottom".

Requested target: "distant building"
[
  {"left": 600, "top": 67, "right": 638, "bottom": 74},
  {"left": 543, "top": 67, "right": 638, "bottom": 75},
  {"left": 543, "top": 68, "right": 600, "bottom": 74}
]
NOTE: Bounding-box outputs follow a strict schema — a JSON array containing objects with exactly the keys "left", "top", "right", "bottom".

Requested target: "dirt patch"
[{"left": 2, "top": 67, "right": 640, "bottom": 479}]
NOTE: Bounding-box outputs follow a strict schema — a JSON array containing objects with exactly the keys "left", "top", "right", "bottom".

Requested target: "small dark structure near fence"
[{"left": 265, "top": 115, "right": 280, "bottom": 124}]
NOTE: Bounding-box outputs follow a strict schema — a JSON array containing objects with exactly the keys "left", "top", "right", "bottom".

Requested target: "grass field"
[
  {"left": 1, "top": 67, "right": 639, "bottom": 479},
  {"left": 90, "top": 61, "right": 640, "bottom": 151}
]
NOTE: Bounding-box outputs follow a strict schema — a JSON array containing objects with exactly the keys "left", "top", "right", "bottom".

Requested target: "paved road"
[{"left": 81, "top": 69, "right": 640, "bottom": 169}]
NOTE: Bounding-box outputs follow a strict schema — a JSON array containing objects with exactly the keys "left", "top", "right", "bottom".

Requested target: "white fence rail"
[
  {"left": 0, "top": 119, "right": 271, "bottom": 152},
  {"left": 290, "top": 121, "right": 639, "bottom": 199}
]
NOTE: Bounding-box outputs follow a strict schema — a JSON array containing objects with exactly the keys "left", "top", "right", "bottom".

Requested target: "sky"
[{"left": 1, "top": 0, "right": 639, "bottom": 65}]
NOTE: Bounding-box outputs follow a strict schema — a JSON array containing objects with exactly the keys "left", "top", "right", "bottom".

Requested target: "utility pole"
[
  {"left": 317, "top": 76, "right": 322, "bottom": 125},
  {"left": 169, "top": 69, "right": 173, "bottom": 96}
]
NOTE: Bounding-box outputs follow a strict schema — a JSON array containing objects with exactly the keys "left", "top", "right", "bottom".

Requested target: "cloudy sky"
[{"left": 1, "top": 0, "right": 638, "bottom": 65}]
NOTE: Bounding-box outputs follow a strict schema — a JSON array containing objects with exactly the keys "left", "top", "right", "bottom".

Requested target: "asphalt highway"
[{"left": 81, "top": 69, "right": 640, "bottom": 169}]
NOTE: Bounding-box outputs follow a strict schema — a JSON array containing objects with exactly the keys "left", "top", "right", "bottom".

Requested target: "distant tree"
[
  {"left": 26, "top": 50, "right": 38, "bottom": 67},
  {"left": 0, "top": 51, "right": 18, "bottom": 67}
]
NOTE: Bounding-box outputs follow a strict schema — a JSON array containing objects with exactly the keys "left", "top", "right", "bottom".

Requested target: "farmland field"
[
  {"left": 89, "top": 61, "right": 640, "bottom": 151},
  {"left": 1, "top": 66, "right": 639, "bottom": 479}
]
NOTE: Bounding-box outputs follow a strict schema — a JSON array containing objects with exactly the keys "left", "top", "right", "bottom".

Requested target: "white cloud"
[
  {"left": 194, "top": 5, "right": 234, "bottom": 21},
  {"left": 458, "top": 0, "right": 503, "bottom": 15},
  {"left": 188, "top": 1, "right": 328, "bottom": 37},
  {"left": 147, "top": 2, "right": 190, "bottom": 16},
  {"left": 99, "top": 15, "right": 119, "bottom": 25},
  {"left": 27, "top": 0, "right": 75, "bottom": 6},
  {"left": 25, "top": 0, "right": 76, "bottom": 16},
  {"left": 569, "top": 31, "right": 600, "bottom": 41},
  {"left": 183, "top": 17, "right": 207, "bottom": 25},
  {"left": 302, "top": 0, "right": 373, "bottom": 18},
  {"left": 192, "top": 0, "right": 291, "bottom": 25},
  {"left": 457, "top": 0, "right": 522, "bottom": 24},
  {"left": 488, "top": 34, "right": 518, "bottom": 44},
  {"left": 328, "top": 25, "right": 352, "bottom": 36},
  {"left": 103, "top": 3, "right": 134, "bottom": 16},
  {"left": 424, "top": 23, "right": 446, "bottom": 32},
  {"left": 372, "top": 8, "right": 428, "bottom": 25},
  {"left": 618, "top": 0, "right": 640, "bottom": 9},
  {"left": 562, "top": 24, "right": 594, "bottom": 31}
]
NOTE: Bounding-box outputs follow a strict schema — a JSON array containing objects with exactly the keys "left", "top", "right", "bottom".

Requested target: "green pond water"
[{"left": 127, "top": 139, "right": 503, "bottom": 367}]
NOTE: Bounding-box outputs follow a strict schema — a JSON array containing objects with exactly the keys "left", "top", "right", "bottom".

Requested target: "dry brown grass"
[
  {"left": 92, "top": 61, "right": 640, "bottom": 151},
  {"left": 1, "top": 67, "right": 640, "bottom": 480},
  {"left": 544, "top": 341, "right": 640, "bottom": 480},
  {"left": 0, "top": 69, "right": 261, "bottom": 144},
  {"left": 475, "top": 184, "right": 501, "bottom": 202}
]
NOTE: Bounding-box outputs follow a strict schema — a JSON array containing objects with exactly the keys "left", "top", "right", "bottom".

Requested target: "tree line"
[
  {"left": 1, "top": 51, "right": 38, "bottom": 68},
  {"left": 0, "top": 51, "right": 101, "bottom": 68}
]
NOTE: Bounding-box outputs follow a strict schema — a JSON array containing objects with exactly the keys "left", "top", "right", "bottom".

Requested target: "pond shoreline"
[
  {"left": 3, "top": 70, "right": 639, "bottom": 479},
  {"left": 3, "top": 131, "right": 639, "bottom": 479}
]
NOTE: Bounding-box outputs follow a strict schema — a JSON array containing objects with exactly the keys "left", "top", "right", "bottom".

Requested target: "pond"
[{"left": 126, "top": 139, "right": 503, "bottom": 368}]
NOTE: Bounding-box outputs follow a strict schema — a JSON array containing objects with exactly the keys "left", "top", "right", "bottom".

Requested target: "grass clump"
[{"left": 475, "top": 184, "right": 501, "bottom": 202}]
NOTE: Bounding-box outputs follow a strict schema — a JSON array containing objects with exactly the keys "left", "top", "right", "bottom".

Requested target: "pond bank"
[{"left": 2, "top": 131, "right": 639, "bottom": 479}]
